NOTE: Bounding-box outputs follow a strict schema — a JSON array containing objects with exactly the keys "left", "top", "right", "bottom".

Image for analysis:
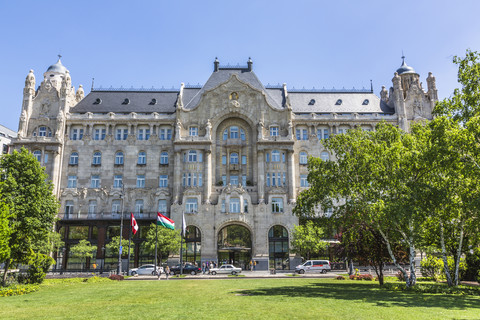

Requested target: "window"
[
  {"left": 320, "top": 151, "right": 330, "bottom": 162},
  {"left": 93, "top": 127, "right": 106, "bottom": 140},
  {"left": 135, "top": 200, "right": 144, "bottom": 214},
  {"left": 336, "top": 99, "right": 342, "bottom": 105},
  {"left": 266, "top": 173, "right": 270, "bottom": 187},
  {"left": 282, "top": 152, "right": 285, "bottom": 163},
  {"left": 241, "top": 155, "right": 247, "bottom": 165},
  {"left": 230, "top": 198, "right": 240, "bottom": 213},
  {"left": 188, "top": 150, "right": 197, "bottom": 162},
  {"left": 115, "top": 152, "right": 124, "bottom": 165},
  {"left": 230, "top": 153, "right": 239, "bottom": 164},
  {"left": 230, "top": 126, "right": 239, "bottom": 139},
  {"left": 270, "top": 126, "right": 279, "bottom": 137},
  {"left": 159, "top": 127, "right": 172, "bottom": 140},
  {"left": 112, "top": 200, "right": 121, "bottom": 214},
  {"left": 317, "top": 128, "right": 329, "bottom": 140},
  {"left": 272, "top": 173, "right": 276, "bottom": 186},
  {"left": 69, "top": 152, "right": 79, "bottom": 165},
  {"left": 88, "top": 200, "right": 97, "bottom": 214},
  {"left": 115, "top": 128, "right": 128, "bottom": 140},
  {"left": 159, "top": 175, "right": 168, "bottom": 188},
  {"left": 266, "top": 153, "right": 270, "bottom": 163},
  {"left": 158, "top": 200, "right": 168, "bottom": 215},
  {"left": 137, "top": 127, "right": 150, "bottom": 140},
  {"left": 230, "top": 175, "right": 238, "bottom": 185},
  {"left": 222, "top": 155, "right": 227, "bottom": 165},
  {"left": 221, "top": 199, "right": 226, "bottom": 213},
  {"left": 299, "top": 152, "right": 308, "bottom": 165},
  {"left": 160, "top": 152, "right": 169, "bottom": 165},
  {"left": 185, "top": 198, "right": 198, "bottom": 213},
  {"left": 223, "top": 129, "right": 228, "bottom": 140},
  {"left": 198, "top": 173, "right": 203, "bottom": 187},
  {"left": 222, "top": 175, "right": 227, "bottom": 186},
  {"left": 67, "top": 176, "right": 77, "bottom": 188},
  {"left": 272, "top": 198, "right": 284, "bottom": 213},
  {"left": 92, "top": 152, "right": 101, "bottom": 165},
  {"left": 242, "top": 175, "right": 247, "bottom": 186},
  {"left": 337, "top": 127, "right": 349, "bottom": 135},
  {"left": 71, "top": 128, "right": 84, "bottom": 140},
  {"left": 283, "top": 172, "right": 286, "bottom": 186},
  {"left": 189, "top": 126, "right": 198, "bottom": 136},
  {"left": 113, "top": 175, "right": 123, "bottom": 188},
  {"left": 240, "top": 129, "right": 246, "bottom": 141},
  {"left": 44, "top": 154, "right": 48, "bottom": 164},
  {"left": 65, "top": 201, "right": 74, "bottom": 214},
  {"left": 38, "top": 126, "right": 47, "bottom": 137},
  {"left": 300, "top": 175, "right": 309, "bottom": 187},
  {"left": 91, "top": 175, "right": 100, "bottom": 188},
  {"left": 136, "top": 175, "right": 145, "bottom": 188},
  {"left": 244, "top": 199, "right": 248, "bottom": 213},
  {"left": 138, "top": 151, "right": 146, "bottom": 165},
  {"left": 271, "top": 150, "right": 280, "bottom": 162},
  {"left": 296, "top": 128, "right": 308, "bottom": 140},
  {"left": 33, "top": 150, "right": 41, "bottom": 162}
]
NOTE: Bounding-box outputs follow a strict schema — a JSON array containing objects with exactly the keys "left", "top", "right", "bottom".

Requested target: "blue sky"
[{"left": 1, "top": 0, "right": 480, "bottom": 131}]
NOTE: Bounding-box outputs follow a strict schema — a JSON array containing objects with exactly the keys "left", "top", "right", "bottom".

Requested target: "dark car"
[{"left": 169, "top": 263, "right": 201, "bottom": 275}]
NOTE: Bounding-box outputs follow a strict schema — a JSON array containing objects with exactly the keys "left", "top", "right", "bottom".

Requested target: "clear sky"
[{"left": 1, "top": 0, "right": 480, "bottom": 131}]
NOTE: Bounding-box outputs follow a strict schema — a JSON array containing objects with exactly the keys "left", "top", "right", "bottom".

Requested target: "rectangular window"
[
  {"left": 67, "top": 175, "right": 77, "bottom": 188},
  {"left": 135, "top": 200, "right": 144, "bottom": 214},
  {"left": 112, "top": 200, "right": 121, "bottom": 214},
  {"left": 65, "top": 200, "right": 74, "bottom": 214},
  {"left": 266, "top": 173, "right": 270, "bottom": 187},
  {"left": 189, "top": 127, "right": 198, "bottom": 136},
  {"left": 137, "top": 175, "right": 145, "bottom": 188},
  {"left": 185, "top": 198, "right": 198, "bottom": 213},
  {"left": 159, "top": 175, "right": 168, "bottom": 188},
  {"left": 39, "top": 126, "right": 47, "bottom": 137},
  {"left": 160, "top": 128, "right": 172, "bottom": 140},
  {"left": 192, "top": 173, "right": 197, "bottom": 187},
  {"left": 88, "top": 200, "right": 97, "bottom": 214},
  {"left": 230, "top": 175, "right": 238, "bottom": 185},
  {"left": 198, "top": 173, "right": 203, "bottom": 187},
  {"left": 71, "top": 128, "right": 84, "bottom": 140},
  {"left": 241, "top": 155, "right": 247, "bottom": 165},
  {"left": 182, "top": 173, "right": 186, "bottom": 187},
  {"left": 221, "top": 199, "right": 226, "bottom": 213},
  {"left": 160, "top": 153, "right": 169, "bottom": 164},
  {"left": 94, "top": 128, "right": 106, "bottom": 140},
  {"left": 266, "top": 153, "right": 270, "bottom": 163},
  {"left": 137, "top": 128, "right": 150, "bottom": 140},
  {"left": 272, "top": 173, "right": 276, "bottom": 186},
  {"left": 222, "top": 155, "right": 227, "bottom": 165},
  {"left": 272, "top": 198, "right": 284, "bottom": 213},
  {"left": 270, "top": 126, "right": 279, "bottom": 136},
  {"left": 222, "top": 175, "right": 227, "bottom": 186},
  {"left": 158, "top": 200, "right": 167, "bottom": 215},
  {"left": 116, "top": 128, "right": 128, "bottom": 140},
  {"left": 44, "top": 153, "right": 48, "bottom": 164},
  {"left": 300, "top": 175, "right": 309, "bottom": 187},
  {"left": 229, "top": 198, "right": 240, "bottom": 213},
  {"left": 113, "top": 175, "right": 123, "bottom": 188},
  {"left": 283, "top": 172, "right": 286, "bottom": 186},
  {"left": 242, "top": 175, "right": 247, "bottom": 187},
  {"left": 91, "top": 175, "right": 100, "bottom": 188}
]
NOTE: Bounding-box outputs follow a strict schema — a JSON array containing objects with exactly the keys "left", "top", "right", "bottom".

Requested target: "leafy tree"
[
  {"left": 291, "top": 220, "right": 329, "bottom": 260},
  {"left": 0, "top": 201, "right": 11, "bottom": 266},
  {"left": 141, "top": 224, "right": 181, "bottom": 265},
  {"left": 105, "top": 236, "right": 133, "bottom": 257},
  {"left": 0, "top": 148, "right": 58, "bottom": 284},
  {"left": 69, "top": 240, "right": 97, "bottom": 270}
]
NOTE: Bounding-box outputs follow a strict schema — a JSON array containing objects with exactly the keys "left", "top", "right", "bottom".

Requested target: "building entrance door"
[{"left": 217, "top": 224, "right": 252, "bottom": 270}]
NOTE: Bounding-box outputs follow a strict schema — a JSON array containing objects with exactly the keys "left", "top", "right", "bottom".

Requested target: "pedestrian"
[
  {"left": 157, "top": 265, "right": 162, "bottom": 280},
  {"left": 165, "top": 266, "right": 170, "bottom": 280},
  {"left": 253, "top": 260, "right": 256, "bottom": 271},
  {"left": 202, "top": 262, "right": 206, "bottom": 275},
  {"left": 249, "top": 260, "right": 253, "bottom": 271}
]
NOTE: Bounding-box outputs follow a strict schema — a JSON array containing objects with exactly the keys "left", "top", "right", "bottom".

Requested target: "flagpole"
[
  {"left": 180, "top": 211, "right": 185, "bottom": 275},
  {"left": 127, "top": 216, "right": 132, "bottom": 276},
  {"left": 117, "top": 184, "right": 125, "bottom": 275},
  {"left": 155, "top": 222, "right": 158, "bottom": 272}
]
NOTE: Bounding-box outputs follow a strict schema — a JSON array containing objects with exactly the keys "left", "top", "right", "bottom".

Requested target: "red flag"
[{"left": 131, "top": 213, "right": 138, "bottom": 235}]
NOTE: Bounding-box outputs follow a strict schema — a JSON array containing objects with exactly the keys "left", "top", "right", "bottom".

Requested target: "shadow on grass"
[{"left": 235, "top": 282, "right": 480, "bottom": 310}]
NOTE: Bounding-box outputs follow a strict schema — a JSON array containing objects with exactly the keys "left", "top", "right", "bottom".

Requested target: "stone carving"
[
  {"left": 79, "top": 188, "right": 88, "bottom": 199},
  {"left": 205, "top": 119, "right": 212, "bottom": 139},
  {"left": 40, "top": 99, "right": 51, "bottom": 115},
  {"left": 380, "top": 86, "right": 388, "bottom": 102},
  {"left": 25, "top": 70, "right": 35, "bottom": 89},
  {"left": 257, "top": 120, "right": 264, "bottom": 140},
  {"left": 175, "top": 120, "right": 182, "bottom": 140},
  {"left": 76, "top": 85, "right": 85, "bottom": 102},
  {"left": 413, "top": 99, "right": 423, "bottom": 118}
]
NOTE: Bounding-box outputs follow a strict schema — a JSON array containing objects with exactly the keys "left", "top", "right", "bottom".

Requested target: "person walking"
[
  {"left": 165, "top": 266, "right": 170, "bottom": 280},
  {"left": 253, "top": 260, "right": 256, "bottom": 271}
]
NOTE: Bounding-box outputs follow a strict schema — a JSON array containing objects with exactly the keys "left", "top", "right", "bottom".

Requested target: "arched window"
[
  {"left": 230, "top": 152, "right": 239, "bottom": 164},
  {"left": 92, "top": 152, "right": 101, "bottom": 165},
  {"left": 223, "top": 129, "right": 228, "bottom": 140},
  {"left": 69, "top": 152, "right": 79, "bottom": 165},
  {"left": 230, "top": 126, "right": 239, "bottom": 139},
  {"left": 320, "top": 151, "right": 330, "bottom": 162},
  {"left": 271, "top": 150, "right": 280, "bottom": 162},
  {"left": 268, "top": 225, "right": 289, "bottom": 270},
  {"left": 115, "top": 152, "right": 124, "bottom": 165},
  {"left": 299, "top": 152, "right": 308, "bottom": 164},
  {"left": 138, "top": 151, "right": 146, "bottom": 165},
  {"left": 160, "top": 152, "right": 169, "bottom": 165},
  {"left": 33, "top": 150, "right": 41, "bottom": 162}
]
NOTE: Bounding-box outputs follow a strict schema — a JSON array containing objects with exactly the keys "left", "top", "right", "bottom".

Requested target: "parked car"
[
  {"left": 295, "top": 260, "right": 331, "bottom": 274},
  {"left": 169, "top": 263, "right": 202, "bottom": 275},
  {"left": 129, "top": 264, "right": 163, "bottom": 276},
  {"left": 209, "top": 264, "right": 242, "bottom": 275}
]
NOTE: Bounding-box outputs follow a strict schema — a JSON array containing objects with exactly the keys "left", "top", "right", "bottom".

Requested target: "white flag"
[{"left": 182, "top": 211, "right": 186, "bottom": 237}]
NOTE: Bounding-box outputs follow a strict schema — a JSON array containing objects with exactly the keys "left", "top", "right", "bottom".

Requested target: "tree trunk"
[
  {"left": 454, "top": 220, "right": 465, "bottom": 286},
  {"left": 408, "top": 242, "right": 417, "bottom": 286},
  {"left": 2, "top": 259, "right": 10, "bottom": 285},
  {"left": 439, "top": 221, "right": 453, "bottom": 286},
  {"left": 377, "top": 226, "right": 411, "bottom": 287}
]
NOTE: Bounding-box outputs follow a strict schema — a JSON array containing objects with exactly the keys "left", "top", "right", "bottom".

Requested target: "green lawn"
[{"left": 1, "top": 278, "right": 479, "bottom": 319}]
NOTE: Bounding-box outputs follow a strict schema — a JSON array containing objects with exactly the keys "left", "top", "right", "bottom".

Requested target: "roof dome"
[
  {"left": 396, "top": 56, "right": 416, "bottom": 75},
  {"left": 46, "top": 56, "right": 68, "bottom": 74}
]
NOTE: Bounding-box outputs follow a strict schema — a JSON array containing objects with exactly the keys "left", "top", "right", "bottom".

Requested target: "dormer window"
[
  {"left": 362, "top": 99, "right": 369, "bottom": 105},
  {"left": 150, "top": 98, "right": 157, "bottom": 105},
  {"left": 270, "top": 126, "right": 279, "bottom": 137},
  {"left": 189, "top": 126, "right": 198, "bottom": 137},
  {"left": 308, "top": 99, "right": 315, "bottom": 105},
  {"left": 94, "top": 98, "right": 102, "bottom": 104},
  {"left": 335, "top": 99, "right": 342, "bottom": 105},
  {"left": 122, "top": 98, "right": 130, "bottom": 105}
]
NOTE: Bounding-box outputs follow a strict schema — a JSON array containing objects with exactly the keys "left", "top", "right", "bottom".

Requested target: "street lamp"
[{"left": 117, "top": 183, "right": 125, "bottom": 275}]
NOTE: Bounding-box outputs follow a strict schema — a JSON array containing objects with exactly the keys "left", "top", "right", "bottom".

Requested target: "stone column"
[
  {"left": 287, "top": 150, "right": 296, "bottom": 203},
  {"left": 204, "top": 149, "right": 212, "bottom": 204},
  {"left": 257, "top": 150, "right": 265, "bottom": 203}
]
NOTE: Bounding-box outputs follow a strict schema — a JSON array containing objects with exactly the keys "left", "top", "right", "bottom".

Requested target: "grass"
[{"left": 0, "top": 278, "right": 479, "bottom": 319}]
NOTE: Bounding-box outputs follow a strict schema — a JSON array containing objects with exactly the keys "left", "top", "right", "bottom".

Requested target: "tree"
[
  {"left": 291, "top": 220, "right": 329, "bottom": 260},
  {"left": 69, "top": 240, "right": 97, "bottom": 270},
  {"left": 105, "top": 236, "right": 133, "bottom": 257},
  {"left": 0, "top": 201, "right": 11, "bottom": 266},
  {"left": 0, "top": 148, "right": 58, "bottom": 284},
  {"left": 141, "top": 224, "right": 181, "bottom": 265}
]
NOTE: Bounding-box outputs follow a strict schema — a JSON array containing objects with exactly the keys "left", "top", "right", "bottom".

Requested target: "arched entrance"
[
  {"left": 268, "top": 225, "right": 289, "bottom": 270},
  {"left": 217, "top": 224, "right": 251, "bottom": 270}
]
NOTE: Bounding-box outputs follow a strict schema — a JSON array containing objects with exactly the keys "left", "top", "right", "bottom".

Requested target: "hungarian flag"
[
  {"left": 131, "top": 213, "right": 138, "bottom": 235},
  {"left": 157, "top": 212, "right": 175, "bottom": 230}
]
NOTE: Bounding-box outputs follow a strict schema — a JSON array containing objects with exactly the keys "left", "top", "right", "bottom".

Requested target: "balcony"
[
  {"left": 58, "top": 212, "right": 161, "bottom": 220},
  {"left": 229, "top": 163, "right": 239, "bottom": 171}
]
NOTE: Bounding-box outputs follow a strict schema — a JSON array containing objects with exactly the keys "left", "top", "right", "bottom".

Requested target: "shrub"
[
  {"left": 336, "top": 276, "right": 346, "bottom": 280},
  {"left": 395, "top": 271, "right": 405, "bottom": 281},
  {"left": 360, "top": 274, "right": 373, "bottom": 281},
  {"left": 25, "top": 253, "right": 55, "bottom": 284},
  {"left": 108, "top": 275, "right": 124, "bottom": 281},
  {"left": 383, "top": 282, "right": 480, "bottom": 296},
  {"left": 464, "top": 247, "right": 480, "bottom": 281},
  {"left": 0, "top": 284, "right": 39, "bottom": 297},
  {"left": 420, "top": 256, "right": 443, "bottom": 280},
  {"left": 349, "top": 275, "right": 356, "bottom": 280}
]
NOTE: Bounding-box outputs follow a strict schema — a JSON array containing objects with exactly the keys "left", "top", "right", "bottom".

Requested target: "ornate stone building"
[{"left": 12, "top": 56, "right": 436, "bottom": 271}]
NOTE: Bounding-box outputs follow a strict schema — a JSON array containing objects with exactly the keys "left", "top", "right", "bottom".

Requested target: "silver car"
[
  {"left": 129, "top": 264, "right": 163, "bottom": 276},
  {"left": 210, "top": 264, "right": 242, "bottom": 275}
]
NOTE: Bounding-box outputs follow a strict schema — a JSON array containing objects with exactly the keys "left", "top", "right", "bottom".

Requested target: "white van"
[{"left": 295, "top": 260, "right": 331, "bottom": 274}]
